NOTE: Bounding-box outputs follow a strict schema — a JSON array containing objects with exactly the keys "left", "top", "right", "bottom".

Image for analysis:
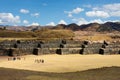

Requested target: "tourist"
[{"left": 41, "top": 59, "right": 44, "bottom": 63}]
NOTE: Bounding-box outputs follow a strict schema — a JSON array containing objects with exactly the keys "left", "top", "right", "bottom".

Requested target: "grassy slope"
[
  {"left": 0, "top": 29, "right": 74, "bottom": 38},
  {"left": 0, "top": 67, "right": 120, "bottom": 80},
  {"left": 0, "top": 29, "right": 74, "bottom": 41}
]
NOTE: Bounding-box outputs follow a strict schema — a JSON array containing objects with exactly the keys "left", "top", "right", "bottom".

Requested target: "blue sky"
[{"left": 0, "top": 0, "right": 120, "bottom": 26}]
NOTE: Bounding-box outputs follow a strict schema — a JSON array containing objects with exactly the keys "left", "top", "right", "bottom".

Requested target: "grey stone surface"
[{"left": 0, "top": 40, "right": 119, "bottom": 56}]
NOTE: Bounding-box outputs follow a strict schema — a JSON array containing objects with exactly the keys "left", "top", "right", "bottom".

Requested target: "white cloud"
[
  {"left": 103, "top": 3, "right": 120, "bottom": 17},
  {"left": 68, "top": 13, "right": 73, "bottom": 18},
  {"left": 86, "top": 11, "right": 109, "bottom": 18},
  {"left": 89, "top": 19, "right": 104, "bottom": 23},
  {"left": 104, "top": 20, "right": 120, "bottom": 23},
  {"left": 110, "top": 11, "right": 120, "bottom": 17},
  {"left": 30, "top": 22, "right": 40, "bottom": 26},
  {"left": 72, "top": 18, "right": 105, "bottom": 25},
  {"left": 103, "top": 3, "right": 120, "bottom": 11},
  {"left": 64, "top": 7, "right": 84, "bottom": 18},
  {"left": 0, "top": 13, "right": 20, "bottom": 24},
  {"left": 23, "top": 20, "right": 29, "bottom": 24},
  {"left": 31, "top": 13, "right": 40, "bottom": 17},
  {"left": 46, "top": 22, "right": 55, "bottom": 26},
  {"left": 58, "top": 20, "right": 67, "bottom": 25},
  {"left": 72, "top": 18, "right": 88, "bottom": 25},
  {"left": 20, "top": 9, "right": 29, "bottom": 14},
  {"left": 91, "top": 3, "right": 120, "bottom": 17},
  {"left": 75, "top": 18, "right": 88, "bottom": 25},
  {"left": 0, "top": 20, "right": 2, "bottom": 24},
  {"left": 72, "top": 7, "right": 84, "bottom": 14}
]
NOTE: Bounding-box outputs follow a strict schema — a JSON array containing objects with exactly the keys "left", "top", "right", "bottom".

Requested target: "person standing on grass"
[{"left": 42, "top": 59, "right": 44, "bottom": 63}]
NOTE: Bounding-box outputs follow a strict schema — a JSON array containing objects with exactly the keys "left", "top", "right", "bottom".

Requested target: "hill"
[
  {"left": 80, "top": 23, "right": 100, "bottom": 31},
  {"left": 97, "top": 22, "right": 120, "bottom": 32},
  {"left": 0, "top": 29, "right": 74, "bottom": 40},
  {"left": 0, "top": 22, "right": 120, "bottom": 32},
  {"left": 55, "top": 22, "right": 120, "bottom": 32}
]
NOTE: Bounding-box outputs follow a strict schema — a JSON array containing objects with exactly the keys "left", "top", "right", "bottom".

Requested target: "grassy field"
[
  {"left": 0, "top": 54, "right": 120, "bottom": 73},
  {"left": 0, "top": 29, "right": 74, "bottom": 42},
  {"left": 0, "top": 67, "right": 120, "bottom": 80},
  {"left": 0, "top": 30, "right": 119, "bottom": 42}
]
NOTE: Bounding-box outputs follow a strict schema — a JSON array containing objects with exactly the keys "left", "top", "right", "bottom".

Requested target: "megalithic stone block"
[
  {"left": 61, "top": 39, "right": 66, "bottom": 44},
  {"left": 60, "top": 44, "right": 64, "bottom": 48},
  {"left": 99, "top": 48, "right": 104, "bottom": 55},
  {"left": 33, "top": 48, "right": 39, "bottom": 55},
  {"left": 56, "top": 49, "right": 62, "bottom": 55},
  {"left": 83, "top": 40, "right": 89, "bottom": 45},
  {"left": 14, "top": 44, "right": 18, "bottom": 48},
  {"left": 8, "top": 48, "right": 19, "bottom": 56},
  {"left": 102, "top": 44, "right": 106, "bottom": 48},
  {"left": 17, "top": 40, "right": 21, "bottom": 44},
  {"left": 37, "top": 43, "right": 42, "bottom": 48},
  {"left": 80, "top": 48, "right": 84, "bottom": 54}
]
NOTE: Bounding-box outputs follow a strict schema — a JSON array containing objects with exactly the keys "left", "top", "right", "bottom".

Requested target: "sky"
[{"left": 0, "top": 0, "right": 120, "bottom": 26}]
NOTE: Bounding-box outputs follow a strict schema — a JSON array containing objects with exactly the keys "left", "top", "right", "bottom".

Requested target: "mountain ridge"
[{"left": 0, "top": 22, "right": 120, "bottom": 32}]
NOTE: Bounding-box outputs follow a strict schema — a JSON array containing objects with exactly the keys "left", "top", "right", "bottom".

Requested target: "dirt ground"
[{"left": 0, "top": 54, "right": 120, "bottom": 73}]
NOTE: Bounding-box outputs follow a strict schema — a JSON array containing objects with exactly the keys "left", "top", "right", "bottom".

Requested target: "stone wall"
[{"left": 0, "top": 40, "right": 119, "bottom": 56}]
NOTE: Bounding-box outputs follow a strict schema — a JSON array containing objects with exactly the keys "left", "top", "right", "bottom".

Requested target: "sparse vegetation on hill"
[
  {"left": 0, "top": 30, "right": 36, "bottom": 38},
  {"left": 0, "top": 29, "right": 74, "bottom": 40},
  {"left": 35, "top": 29, "right": 74, "bottom": 39},
  {"left": 97, "top": 22, "right": 120, "bottom": 32}
]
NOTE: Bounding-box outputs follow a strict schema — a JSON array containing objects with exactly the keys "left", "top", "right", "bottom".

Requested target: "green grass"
[{"left": 0, "top": 66, "right": 120, "bottom": 80}]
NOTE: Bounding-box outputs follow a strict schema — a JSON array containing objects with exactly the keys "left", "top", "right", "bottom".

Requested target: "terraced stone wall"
[{"left": 0, "top": 40, "right": 119, "bottom": 56}]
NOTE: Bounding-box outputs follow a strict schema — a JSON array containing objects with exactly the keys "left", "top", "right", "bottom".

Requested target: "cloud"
[
  {"left": 72, "top": 18, "right": 88, "bottom": 25},
  {"left": 89, "top": 19, "right": 104, "bottom": 23},
  {"left": 58, "top": 20, "right": 67, "bottom": 25},
  {"left": 20, "top": 9, "right": 29, "bottom": 14},
  {"left": 86, "top": 11, "right": 109, "bottom": 18},
  {"left": 65, "top": 12, "right": 73, "bottom": 18},
  {"left": 0, "top": 20, "right": 2, "bottom": 24},
  {"left": 72, "top": 7, "right": 84, "bottom": 14},
  {"left": 103, "top": 3, "right": 120, "bottom": 17},
  {"left": 103, "top": 3, "right": 120, "bottom": 11},
  {"left": 0, "top": 13, "right": 20, "bottom": 24},
  {"left": 110, "top": 11, "right": 120, "bottom": 17},
  {"left": 68, "top": 13, "right": 73, "bottom": 18},
  {"left": 91, "top": 3, "right": 120, "bottom": 17},
  {"left": 65, "top": 7, "right": 84, "bottom": 18},
  {"left": 31, "top": 13, "right": 40, "bottom": 17},
  {"left": 23, "top": 20, "right": 29, "bottom": 24},
  {"left": 72, "top": 17, "right": 105, "bottom": 25},
  {"left": 30, "top": 22, "right": 40, "bottom": 26},
  {"left": 46, "top": 22, "right": 55, "bottom": 26}
]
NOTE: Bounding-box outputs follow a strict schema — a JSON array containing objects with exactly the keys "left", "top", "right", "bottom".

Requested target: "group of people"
[
  {"left": 7, "top": 56, "right": 45, "bottom": 64},
  {"left": 35, "top": 59, "right": 44, "bottom": 63},
  {"left": 8, "top": 57, "right": 25, "bottom": 61}
]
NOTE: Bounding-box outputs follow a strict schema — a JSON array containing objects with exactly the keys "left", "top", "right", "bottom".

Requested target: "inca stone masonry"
[{"left": 0, "top": 40, "right": 120, "bottom": 56}]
